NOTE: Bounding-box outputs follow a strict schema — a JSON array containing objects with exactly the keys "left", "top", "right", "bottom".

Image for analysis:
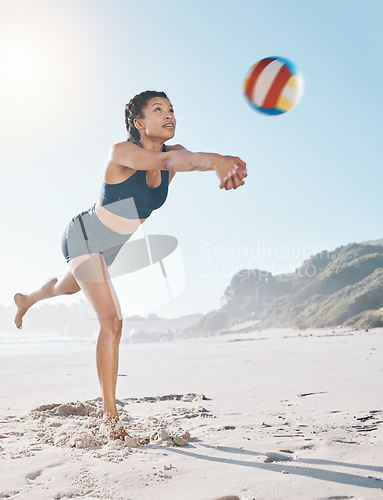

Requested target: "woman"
[{"left": 13, "top": 90, "right": 247, "bottom": 441}]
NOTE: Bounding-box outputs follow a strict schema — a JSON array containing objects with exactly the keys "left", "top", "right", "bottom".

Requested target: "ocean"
[{"left": 0, "top": 331, "right": 221, "bottom": 357}]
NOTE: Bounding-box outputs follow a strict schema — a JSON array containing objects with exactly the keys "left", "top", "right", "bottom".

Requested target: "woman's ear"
[{"left": 134, "top": 118, "right": 143, "bottom": 130}]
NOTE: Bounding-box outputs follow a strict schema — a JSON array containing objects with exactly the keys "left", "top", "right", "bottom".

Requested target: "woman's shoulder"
[{"left": 103, "top": 142, "right": 138, "bottom": 183}]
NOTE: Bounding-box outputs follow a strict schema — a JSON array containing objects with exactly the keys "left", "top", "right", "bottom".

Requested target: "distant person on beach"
[{"left": 13, "top": 90, "right": 247, "bottom": 441}]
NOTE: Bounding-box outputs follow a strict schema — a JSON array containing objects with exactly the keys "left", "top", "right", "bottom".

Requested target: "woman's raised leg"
[{"left": 14, "top": 266, "right": 81, "bottom": 329}]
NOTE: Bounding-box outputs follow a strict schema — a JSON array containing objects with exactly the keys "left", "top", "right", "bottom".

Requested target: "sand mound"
[{"left": 4, "top": 393, "right": 210, "bottom": 456}]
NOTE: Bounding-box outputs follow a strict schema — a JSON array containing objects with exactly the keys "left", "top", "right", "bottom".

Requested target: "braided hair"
[{"left": 125, "top": 90, "right": 169, "bottom": 146}]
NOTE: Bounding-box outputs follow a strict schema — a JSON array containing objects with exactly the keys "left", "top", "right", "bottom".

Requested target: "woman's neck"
[{"left": 139, "top": 137, "right": 164, "bottom": 152}]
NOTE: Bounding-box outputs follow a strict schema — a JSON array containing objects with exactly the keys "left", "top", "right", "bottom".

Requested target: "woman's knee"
[
  {"left": 53, "top": 269, "right": 81, "bottom": 296},
  {"left": 100, "top": 317, "right": 123, "bottom": 336}
]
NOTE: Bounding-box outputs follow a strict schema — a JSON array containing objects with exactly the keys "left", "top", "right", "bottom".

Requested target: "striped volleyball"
[{"left": 243, "top": 56, "right": 304, "bottom": 115}]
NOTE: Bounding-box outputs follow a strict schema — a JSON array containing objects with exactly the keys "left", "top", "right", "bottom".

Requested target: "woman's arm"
[
  {"left": 164, "top": 144, "right": 187, "bottom": 183},
  {"left": 109, "top": 141, "right": 247, "bottom": 189},
  {"left": 166, "top": 144, "right": 247, "bottom": 190},
  {"left": 110, "top": 141, "right": 217, "bottom": 172}
]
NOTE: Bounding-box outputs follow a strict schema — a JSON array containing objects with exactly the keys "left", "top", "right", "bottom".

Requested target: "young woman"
[{"left": 13, "top": 90, "right": 247, "bottom": 441}]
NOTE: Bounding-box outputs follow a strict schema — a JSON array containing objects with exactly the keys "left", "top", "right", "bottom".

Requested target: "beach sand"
[{"left": 0, "top": 326, "right": 382, "bottom": 500}]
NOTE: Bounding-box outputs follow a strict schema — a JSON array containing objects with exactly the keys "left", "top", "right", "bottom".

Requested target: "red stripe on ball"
[
  {"left": 245, "top": 58, "right": 275, "bottom": 101},
  {"left": 262, "top": 64, "right": 291, "bottom": 109}
]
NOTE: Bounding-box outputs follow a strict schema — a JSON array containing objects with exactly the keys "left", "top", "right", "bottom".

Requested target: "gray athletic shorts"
[{"left": 61, "top": 203, "right": 133, "bottom": 267}]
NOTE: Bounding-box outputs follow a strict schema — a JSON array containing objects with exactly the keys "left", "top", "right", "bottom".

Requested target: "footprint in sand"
[
  {"left": 264, "top": 451, "right": 295, "bottom": 463},
  {"left": 26, "top": 470, "right": 42, "bottom": 481},
  {"left": 215, "top": 496, "right": 241, "bottom": 500}
]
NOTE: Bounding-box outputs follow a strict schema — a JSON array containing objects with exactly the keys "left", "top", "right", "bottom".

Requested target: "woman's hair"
[{"left": 125, "top": 90, "right": 168, "bottom": 145}]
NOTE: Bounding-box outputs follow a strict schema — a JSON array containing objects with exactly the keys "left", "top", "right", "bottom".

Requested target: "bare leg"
[
  {"left": 14, "top": 267, "right": 81, "bottom": 330},
  {"left": 68, "top": 253, "right": 138, "bottom": 443}
]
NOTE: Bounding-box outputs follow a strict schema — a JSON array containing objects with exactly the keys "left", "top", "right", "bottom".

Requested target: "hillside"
[{"left": 182, "top": 241, "right": 383, "bottom": 334}]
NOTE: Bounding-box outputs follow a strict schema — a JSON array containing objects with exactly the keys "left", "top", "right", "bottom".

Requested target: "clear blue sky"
[{"left": 1, "top": 0, "right": 382, "bottom": 318}]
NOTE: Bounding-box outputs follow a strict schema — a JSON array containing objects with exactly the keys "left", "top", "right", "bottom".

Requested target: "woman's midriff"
[{"left": 94, "top": 201, "right": 147, "bottom": 235}]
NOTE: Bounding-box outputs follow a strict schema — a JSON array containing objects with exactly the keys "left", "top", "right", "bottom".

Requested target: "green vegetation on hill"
[{"left": 184, "top": 241, "right": 383, "bottom": 333}]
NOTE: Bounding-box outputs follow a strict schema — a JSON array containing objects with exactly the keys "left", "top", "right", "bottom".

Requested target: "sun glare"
[
  {"left": 0, "top": 46, "right": 39, "bottom": 85},
  {"left": 0, "top": 3, "right": 101, "bottom": 143}
]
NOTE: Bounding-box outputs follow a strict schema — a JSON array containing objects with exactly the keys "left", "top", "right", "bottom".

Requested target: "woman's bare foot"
[
  {"left": 101, "top": 413, "right": 139, "bottom": 445},
  {"left": 14, "top": 293, "right": 34, "bottom": 330}
]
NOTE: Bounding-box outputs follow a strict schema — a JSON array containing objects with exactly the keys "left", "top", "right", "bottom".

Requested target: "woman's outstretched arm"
[
  {"left": 109, "top": 141, "right": 247, "bottom": 189},
  {"left": 166, "top": 149, "right": 247, "bottom": 190},
  {"left": 167, "top": 144, "right": 247, "bottom": 190}
]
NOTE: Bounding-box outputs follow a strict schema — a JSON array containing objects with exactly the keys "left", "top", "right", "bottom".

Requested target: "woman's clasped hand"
[{"left": 215, "top": 155, "right": 248, "bottom": 190}]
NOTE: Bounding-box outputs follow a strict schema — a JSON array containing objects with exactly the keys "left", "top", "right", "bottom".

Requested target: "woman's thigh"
[{"left": 68, "top": 253, "right": 123, "bottom": 324}]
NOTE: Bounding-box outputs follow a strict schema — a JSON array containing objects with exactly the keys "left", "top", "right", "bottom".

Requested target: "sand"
[{"left": 0, "top": 326, "right": 382, "bottom": 500}]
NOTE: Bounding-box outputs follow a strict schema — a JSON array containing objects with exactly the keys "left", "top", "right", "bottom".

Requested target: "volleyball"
[{"left": 243, "top": 56, "right": 304, "bottom": 115}]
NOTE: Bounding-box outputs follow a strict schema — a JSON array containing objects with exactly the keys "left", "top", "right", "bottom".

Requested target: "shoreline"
[{"left": 0, "top": 324, "right": 370, "bottom": 357}]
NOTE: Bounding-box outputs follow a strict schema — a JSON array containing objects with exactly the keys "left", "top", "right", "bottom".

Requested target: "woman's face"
[{"left": 135, "top": 97, "right": 176, "bottom": 142}]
